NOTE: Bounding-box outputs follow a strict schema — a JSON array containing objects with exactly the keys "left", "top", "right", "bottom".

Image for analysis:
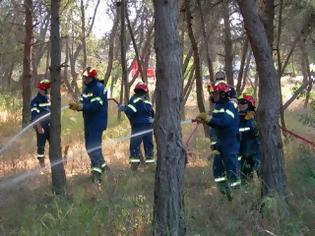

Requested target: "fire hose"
[{"left": 280, "top": 126, "right": 315, "bottom": 148}]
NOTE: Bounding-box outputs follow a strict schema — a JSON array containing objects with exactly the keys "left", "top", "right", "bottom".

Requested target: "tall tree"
[
  {"left": 236, "top": 0, "right": 288, "bottom": 199},
  {"left": 223, "top": 0, "right": 234, "bottom": 86},
  {"left": 49, "top": 0, "right": 67, "bottom": 194},
  {"left": 22, "top": 0, "right": 33, "bottom": 127},
  {"left": 153, "top": 0, "right": 186, "bottom": 234}
]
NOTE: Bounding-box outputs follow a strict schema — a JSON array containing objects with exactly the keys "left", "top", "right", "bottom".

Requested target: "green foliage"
[{"left": 299, "top": 100, "right": 315, "bottom": 128}]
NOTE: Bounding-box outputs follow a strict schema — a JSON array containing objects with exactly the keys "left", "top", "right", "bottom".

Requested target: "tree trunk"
[
  {"left": 223, "top": 0, "right": 234, "bottom": 86},
  {"left": 197, "top": 0, "right": 214, "bottom": 82},
  {"left": 153, "top": 0, "right": 186, "bottom": 234},
  {"left": 240, "top": 50, "right": 252, "bottom": 94},
  {"left": 49, "top": 0, "right": 67, "bottom": 194},
  {"left": 126, "top": 4, "right": 145, "bottom": 83},
  {"left": 22, "top": 0, "right": 33, "bottom": 127},
  {"left": 236, "top": 0, "right": 288, "bottom": 199},
  {"left": 103, "top": 12, "right": 119, "bottom": 87},
  {"left": 63, "top": 38, "right": 77, "bottom": 100},
  {"left": 120, "top": 0, "right": 129, "bottom": 104},
  {"left": 80, "top": 0, "right": 87, "bottom": 69},
  {"left": 236, "top": 39, "right": 249, "bottom": 94},
  {"left": 185, "top": 0, "right": 208, "bottom": 136}
]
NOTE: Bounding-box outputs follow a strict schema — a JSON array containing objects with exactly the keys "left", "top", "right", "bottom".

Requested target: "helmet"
[
  {"left": 36, "top": 79, "right": 51, "bottom": 90},
  {"left": 83, "top": 67, "right": 97, "bottom": 78},
  {"left": 238, "top": 94, "right": 256, "bottom": 107},
  {"left": 211, "top": 81, "right": 231, "bottom": 93},
  {"left": 215, "top": 71, "right": 226, "bottom": 81},
  {"left": 134, "top": 82, "right": 148, "bottom": 93}
]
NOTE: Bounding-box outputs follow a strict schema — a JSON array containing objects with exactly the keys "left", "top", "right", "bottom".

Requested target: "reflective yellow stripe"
[
  {"left": 37, "top": 154, "right": 45, "bottom": 158},
  {"left": 31, "top": 107, "right": 40, "bottom": 113},
  {"left": 133, "top": 97, "right": 142, "bottom": 103},
  {"left": 80, "top": 97, "right": 83, "bottom": 102},
  {"left": 82, "top": 93, "right": 93, "bottom": 98},
  {"left": 214, "top": 177, "right": 227, "bottom": 182},
  {"left": 127, "top": 104, "right": 137, "bottom": 112},
  {"left": 92, "top": 167, "right": 102, "bottom": 174},
  {"left": 38, "top": 102, "right": 51, "bottom": 107},
  {"left": 213, "top": 108, "right": 225, "bottom": 113},
  {"left": 144, "top": 100, "right": 152, "bottom": 105},
  {"left": 225, "top": 109, "right": 235, "bottom": 119},
  {"left": 130, "top": 158, "right": 140, "bottom": 163},
  {"left": 90, "top": 97, "right": 103, "bottom": 105},
  {"left": 232, "top": 101, "right": 238, "bottom": 109},
  {"left": 211, "top": 141, "right": 217, "bottom": 145},
  {"left": 230, "top": 180, "right": 241, "bottom": 187},
  {"left": 239, "top": 127, "right": 251, "bottom": 132},
  {"left": 238, "top": 156, "right": 242, "bottom": 161},
  {"left": 145, "top": 159, "right": 155, "bottom": 163}
]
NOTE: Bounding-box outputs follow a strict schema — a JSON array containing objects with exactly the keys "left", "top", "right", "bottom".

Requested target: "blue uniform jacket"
[
  {"left": 124, "top": 94, "right": 154, "bottom": 127},
  {"left": 208, "top": 100, "right": 240, "bottom": 153},
  {"left": 80, "top": 79, "right": 108, "bottom": 131},
  {"left": 239, "top": 110, "right": 260, "bottom": 156},
  {"left": 30, "top": 93, "right": 51, "bottom": 127}
]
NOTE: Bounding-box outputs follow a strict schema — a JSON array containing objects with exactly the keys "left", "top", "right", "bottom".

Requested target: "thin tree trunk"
[
  {"left": 240, "top": 50, "right": 252, "bottom": 94},
  {"left": 197, "top": 0, "right": 214, "bottom": 82},
  {"left": 153, "top": 0, "right": 186, "bottom": 234},
  {"left": 63, "top": 39, "right": 77, "bottom": 100},
  {"left": 49, "top": 0, "right": 66, "bottom": 194},
  {"left": 236, "top": 39, "right": 249, "bottom": 94},
  {"left": 282, "top": 81, "right": 309, "bottom": 110},
  {"left": 126, "top": 4, "right": 145, "bottom": 83},
  {"left": 223, "top": 0, "right": 234, "bottom": 86},
  {"left": 120, "top": 0, "right": 129, "bottom": 104},
  {"left": 22, "top": 0, "right": 33, "bottom": 127},
  {"left": 80, "top": 0, "right": 87, "bottom": 69},
  {"left": 103, "top": 12, "right": 119, "bottom": 87},
  {"left": 185, "top": 0, "right": 208, "bottom": 136},
  {"left": 236, "top": 0, "right": 288, "bottom": 199}
]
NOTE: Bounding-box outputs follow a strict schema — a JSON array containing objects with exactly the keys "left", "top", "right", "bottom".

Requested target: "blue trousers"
[
  {"left": 130, "top": 124, "right": 153, "bottom": 161},
  {"left": 240, "top": 153, "right": 261, "bottom": 181},
  {"left": 36, "top": 125, "right": 50, "bottom": 160},
  {"left": 213, "top": 149, "right": 240, "bottom": 192},
  {"left": 84, "top": 128, "right": 106, "bottom": 170}
]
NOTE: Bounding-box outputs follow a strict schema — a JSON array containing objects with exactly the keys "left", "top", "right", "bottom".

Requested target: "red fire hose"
[{"left": 280, "top": 126, "right": 315, "bottom": 148}]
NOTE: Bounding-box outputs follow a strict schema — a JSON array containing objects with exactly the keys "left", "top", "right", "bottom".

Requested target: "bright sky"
[{"left": 87, "top": 0, "right": 113, "bottom": 38}]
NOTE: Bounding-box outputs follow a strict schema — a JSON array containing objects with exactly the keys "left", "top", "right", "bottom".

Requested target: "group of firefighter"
[{"left": 30, "top": 67, "right": 261, "bottom": 199}]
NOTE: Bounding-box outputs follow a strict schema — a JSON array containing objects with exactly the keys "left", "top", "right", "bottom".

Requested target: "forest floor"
[{"left": 0, "top": 80, "right": 314, "bottom": 235}]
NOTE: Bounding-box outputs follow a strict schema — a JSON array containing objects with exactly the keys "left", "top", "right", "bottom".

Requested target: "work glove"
[
  {"left": 196, "top": 112, "right": 211, "bottom": 124},
  {"left": 69, "top": 102, "right": 83, "bottom": 111},
  {"left": 245, "top": 111, "right": 255, "bottom": 120},
  {"left": 37, "top": 125, "right": 45, "bottom": 134}
]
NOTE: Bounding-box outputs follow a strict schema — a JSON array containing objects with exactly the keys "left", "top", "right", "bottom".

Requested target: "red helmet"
[
  {"left": 211, "top": 81, "right": 231, "bottom": 93},
  {"left": 134, "top": 82, "right": 148, "bottom": 93},
  {"left": 36, "top": 79, "right": 51, "bottom": 90},
  {"left": 83, "top": 67, "right": 97, "bottom": 78},
  {"left": 238, "top": 94, "right": 256, "bottom": 107}
]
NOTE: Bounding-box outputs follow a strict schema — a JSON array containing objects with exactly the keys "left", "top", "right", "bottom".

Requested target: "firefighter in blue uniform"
[
  {"left": 69, "top": 67, "right": 109, "bottom": 183},
  {"left": 207, "top": 71, "right": 238, "bottom": 155},
  {"left": 238, "top": 94, "right": 261, "bottom": 182},
  {"left": 119, "top": 82, "right": 154, "bottom": 170},
  {"left": 30, "top": 79, "right": 51, "bottom": 169},
  {"left": 197, "top": 81, "right": 240, "bottom": 200}
]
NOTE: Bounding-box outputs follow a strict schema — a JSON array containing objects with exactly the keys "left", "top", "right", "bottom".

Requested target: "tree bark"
[
  {"left": 236, "top": 0, "right": 288, "bottom": 199},
  {"left": 223, "top": 0, "right": 234, "bottom": 86},
  {"left": 184, "top": 0, "right": 205, "bottom": 114},
  {"left": 153, "top": 0, "right": 186, "bottom": 234},
  {"left": 236, "top": 39, "right": 249, "bottom": 94},
  {"left": 126, "top": 4, "right": 145, "bottom": 83},
  {"left": 103, "top": 11, "right": 119, "bottom": 87},
  {"left": 49, "top": 0, "right": 67, "bottom": 194},
  {"left": 120, "top": 0, "right": 129, "bottom": 104},
  {"left": 197, "top": 0, "right": 214, "bottom": 82},
  {"left": 80, "top": 0, "right": 87, "bottom": 69},
  {"left": 22, "top": 0, "right": 33, "bottom": 127}
]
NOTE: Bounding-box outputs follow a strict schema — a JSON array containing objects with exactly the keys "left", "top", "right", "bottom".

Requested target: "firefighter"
[
  {"left": 197, "top": 81, "right": 240, "bottom": 200},
  {"left": 119, "top": 82, "right": 154, "bottom": 170},
  {"left": 69, "top": 67, "right": 109, "bottom": 183},
  {"left": 238, "top": 94, "right": 261, "bottom": 182},
  {"left": 30, "top": 79, "right": 51, "bottom": 169},
  {"left": 213, "top": 70, "right": 237, "bottom": 100}
]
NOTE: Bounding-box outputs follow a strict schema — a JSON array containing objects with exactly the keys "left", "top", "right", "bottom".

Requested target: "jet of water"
[
  {"left": 0, "top": 119, "right": 194, "bottom": 189},
  {"left": 0, "top": 105, "right": 69, "bottom": 156}
]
